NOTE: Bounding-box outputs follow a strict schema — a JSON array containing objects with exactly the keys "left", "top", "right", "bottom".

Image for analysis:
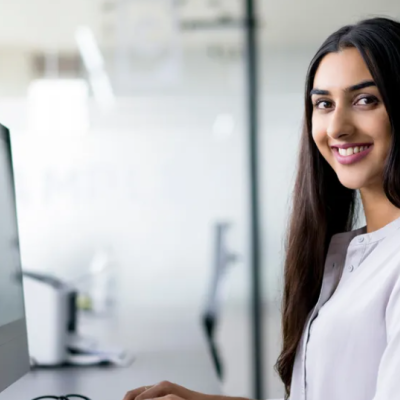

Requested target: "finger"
[
  {"left": 124, "top": 385, "right": 153, "bottom": 400},
  {"left": 152, "top": 395, "right": 185, "bottom": 400},
  {"left": 136, "top": 381, "right": 191, "bottom": 400}
]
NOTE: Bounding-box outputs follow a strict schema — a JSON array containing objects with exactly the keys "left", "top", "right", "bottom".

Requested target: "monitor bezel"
[{"left": 0, "top": 124, "right": 30, "bottom": 394}]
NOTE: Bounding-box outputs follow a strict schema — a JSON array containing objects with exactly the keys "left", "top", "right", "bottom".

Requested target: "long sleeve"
[{"left": 372, "top": 273, "right": 400, "bottom": 399}]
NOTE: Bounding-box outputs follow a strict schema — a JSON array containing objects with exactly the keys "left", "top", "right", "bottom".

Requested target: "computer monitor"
[{"left": 0, "top": 124, "right": 30, "bottom": 393}]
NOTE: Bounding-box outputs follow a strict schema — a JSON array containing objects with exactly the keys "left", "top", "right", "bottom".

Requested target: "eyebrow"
[{"left": 310, "top": 80, "right": 376, "bottom": 96}]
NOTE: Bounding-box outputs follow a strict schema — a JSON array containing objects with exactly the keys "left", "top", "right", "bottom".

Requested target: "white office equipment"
[{"left": 23, "top": 272, "right": 72, "bottom": 366}]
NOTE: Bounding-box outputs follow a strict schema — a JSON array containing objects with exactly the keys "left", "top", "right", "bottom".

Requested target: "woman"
[{"left": 123, "top": 16, "right": 400, "bottom": 400}]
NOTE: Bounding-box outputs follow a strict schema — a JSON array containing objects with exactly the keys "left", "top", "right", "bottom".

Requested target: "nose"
[{"left": 326, "top": 105, "right": 355, "bottom": 139}]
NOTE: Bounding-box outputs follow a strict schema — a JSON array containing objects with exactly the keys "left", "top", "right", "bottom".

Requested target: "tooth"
[
  {"left": 347, "top": 148, "right": 354, "bottom": 156},
  {"left": 339, "top": 148, "right": 346, "bottom": 156},
  {"left": 354, "top": 146, "right": 360, "bottom": 153},
  {"left": 360, "top": 146, "right": 364, "bottom": 152}
]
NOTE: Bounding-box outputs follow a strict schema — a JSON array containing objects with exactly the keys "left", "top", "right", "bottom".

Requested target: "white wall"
[{"left": 3, "top": 96, "right": 248, "bottom": 312}]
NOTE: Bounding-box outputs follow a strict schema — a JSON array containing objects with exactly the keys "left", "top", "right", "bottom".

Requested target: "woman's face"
[{"left": 311, "top": 47, "right": 391, "bottom": 190}]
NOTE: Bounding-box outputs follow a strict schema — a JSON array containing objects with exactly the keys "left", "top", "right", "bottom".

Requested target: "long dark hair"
[{"left": 275, "top": 17, "right": 400, "bottom": 399}]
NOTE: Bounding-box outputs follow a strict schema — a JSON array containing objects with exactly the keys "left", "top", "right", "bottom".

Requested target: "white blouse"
[{"left": 286, "top": 215, "right": 400, "bottom": 400}]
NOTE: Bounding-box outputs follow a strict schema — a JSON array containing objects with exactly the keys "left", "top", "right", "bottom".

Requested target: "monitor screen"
[{"left": 0, "top": 125, "right": 30, "bottom": 393}]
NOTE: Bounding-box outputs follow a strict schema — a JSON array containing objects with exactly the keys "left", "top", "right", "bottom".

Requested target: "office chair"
[{"left": 202, "top": 222, "right": 239, "bottom": 380}]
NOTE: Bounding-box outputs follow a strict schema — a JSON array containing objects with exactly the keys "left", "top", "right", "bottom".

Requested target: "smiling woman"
[
  {"left": 121, "top": 16, "right": 400, "bottom": 400},
  {"left": 276, "top": 16, "right": 400, "bottom": 400}
]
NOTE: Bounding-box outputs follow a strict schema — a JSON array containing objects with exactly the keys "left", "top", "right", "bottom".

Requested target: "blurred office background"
[{"left": 0, "top": 0, "right": 398, "bottom": 398}]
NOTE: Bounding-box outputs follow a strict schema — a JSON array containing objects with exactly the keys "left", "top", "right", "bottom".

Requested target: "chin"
[{"left": 336, "top": 176, "right": 365, "bottom": 190}]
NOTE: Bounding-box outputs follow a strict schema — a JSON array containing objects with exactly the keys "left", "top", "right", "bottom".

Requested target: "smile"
[
  {"left": 336, "top": 144, "right": 372, "bottom": 156},
  {"left": 332, "top": 144, "right": 374, "bottom": 165}
]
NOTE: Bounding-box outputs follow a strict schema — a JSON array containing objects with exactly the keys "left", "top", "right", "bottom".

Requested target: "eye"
[
  {"left": 355, "top": 95, "right": 379, "bottom": 106},
  {"left": 314, "top": 99, "right": 333, "bottom": 110}
]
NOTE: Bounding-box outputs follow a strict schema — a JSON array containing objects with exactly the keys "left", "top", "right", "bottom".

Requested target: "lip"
[{"left": 332, "top": 145, "right": 374, "bottom": 165}]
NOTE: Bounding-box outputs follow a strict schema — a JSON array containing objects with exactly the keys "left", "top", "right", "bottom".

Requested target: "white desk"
[{"left": 0, "top": 308, "right": 221, "bottom": 400}]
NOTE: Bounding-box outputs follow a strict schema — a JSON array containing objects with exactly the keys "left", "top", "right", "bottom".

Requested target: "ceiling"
[{"left": 0, "top": 0, "right": 399, "bottom": 51}]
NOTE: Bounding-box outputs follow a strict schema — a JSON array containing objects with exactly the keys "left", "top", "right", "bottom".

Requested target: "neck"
[{"left": 359, "top": 185, "right": 400, "bottom": 234}]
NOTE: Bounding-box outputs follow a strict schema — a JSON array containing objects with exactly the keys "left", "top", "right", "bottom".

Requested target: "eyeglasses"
[{"left": 31, "top": 395, "right": 91, "bottom": 400}]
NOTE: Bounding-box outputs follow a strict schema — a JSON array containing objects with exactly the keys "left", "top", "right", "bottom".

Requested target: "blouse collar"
[{"left": 331, "top": 215, "right": 400, "bottom": 246}]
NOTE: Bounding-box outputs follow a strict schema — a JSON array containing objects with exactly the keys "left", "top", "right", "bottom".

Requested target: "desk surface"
[{"left": 0, "top": 308, "right": 221, "bottom": 400}]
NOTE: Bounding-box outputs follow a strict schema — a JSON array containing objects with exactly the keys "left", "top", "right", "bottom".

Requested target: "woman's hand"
[
  {"left": 123, "top": 381, "right": 205, "bottom": 400},
  {"left": 123, "top": 380, "right": 246, "bottom": 400}
]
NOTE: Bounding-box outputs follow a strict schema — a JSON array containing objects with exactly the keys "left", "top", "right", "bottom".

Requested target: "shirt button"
[
  {"left": 358, "top": 236, "right": 365, "bottom": 243},
  {"left": 348, "top": 264, "right": 354, "bottom": 272}
]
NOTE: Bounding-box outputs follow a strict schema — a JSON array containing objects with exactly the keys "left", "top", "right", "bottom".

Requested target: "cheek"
[
  {"left": 311, "top": 114, "right": 323, "bottom": 138},
  {"left": 311, "top": 121, "right": 327, "bottom": 149},
  {"left": 357, "top": 112, "right": 391, "bottom": 153},
  {"left": 312, "top": 122, "right": 333, "bottom": 162}
]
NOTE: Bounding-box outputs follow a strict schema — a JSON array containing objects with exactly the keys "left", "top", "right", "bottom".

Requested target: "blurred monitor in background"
[{"left": 0, "top": 124, "right": 30, "bottom": 393}]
